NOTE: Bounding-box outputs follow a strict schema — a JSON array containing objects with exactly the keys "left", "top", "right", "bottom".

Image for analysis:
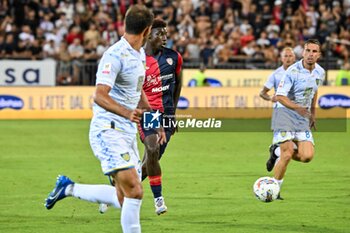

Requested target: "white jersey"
[
  {"left": 91, "top": 37, "right": 146, "bottom": 134},
  {"left": 273, "top": 60, "right": 325, "bottom": 131}
]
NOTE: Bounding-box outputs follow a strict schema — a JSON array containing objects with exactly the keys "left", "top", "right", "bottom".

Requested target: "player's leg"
[
  {"left": 111, "top": 168, "right": 143, "bottom": 233},
  {"left": 142, "top": 134, "right": 168, "bottom": 215},
  {"left": 45, "top": 176, "right": 121, "bottom": 210},
  {"left": 113, "top": 134, "right": 143, "bottom": 233},
  {"left": 292, "top": 131, "right": 315, "bottom": 162},
  {"left": 274, "top": 140, "right": 295, "bottom": 180},
  {"left": 295, "top": 141, "right": 314, "bottom": 162}
]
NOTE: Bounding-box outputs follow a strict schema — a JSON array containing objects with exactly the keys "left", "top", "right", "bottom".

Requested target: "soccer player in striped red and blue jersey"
[{"left": 139, "top": 18, "right": 183, "bottom": 215}]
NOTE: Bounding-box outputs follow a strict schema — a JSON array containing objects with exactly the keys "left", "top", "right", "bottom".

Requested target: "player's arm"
[
  {"left": 276, "top": 95, "right": 310, "bottom": 118},
  {"left": 173, "top": 52, "right": 183, "bottom": 109},
  {"left": 94, "top": 84, "right": 143, "bottom": 123},
  {"left": 309, "top": 91, "right": 317, "bottom": 130},
  {"left": 137, "top": 90, "right": 152, "bottom": 111},
  {"left": 137, "top": 90, "right": 167, "bottom": 144},
  {"left": 259, "top": 86, "right": 277, "bottom": 102}
]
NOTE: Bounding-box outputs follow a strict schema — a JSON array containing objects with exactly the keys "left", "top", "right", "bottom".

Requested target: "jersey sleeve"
[
  {"left": 175, "top": 51, "right": 183, "bottom": 76},
  {"left": 95, "top": 52, "right": 121, "bottom": 87},
  {"left": 264, "top": 72, "right": 275, "bottom": 89},
  {"left": 276, "top": 70, "right": 293, "bottom": 96}
]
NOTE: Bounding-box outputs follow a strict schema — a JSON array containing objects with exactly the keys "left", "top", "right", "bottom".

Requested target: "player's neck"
[
  {"left": 302, "top": 60, "right": 315, "bottom": 72},
  {"left": 145, "top": 45, "right": 161, "bottom": 56},
  {"left": 123, "top": 34, "right": 143, "bottom": 52}
]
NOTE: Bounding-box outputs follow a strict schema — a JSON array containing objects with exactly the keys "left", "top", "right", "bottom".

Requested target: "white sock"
[
  {"left": 121, "top": 197, "right": 142, "bottom": 233},
  {"left": 72, "top": 184, "right": 121, "bottom": 209},
  {"left": 275, "top": 179, "right": 284, "bottom": 188},
  {"left": 274, "top": 146, "right": 281, "bottom": 157}
]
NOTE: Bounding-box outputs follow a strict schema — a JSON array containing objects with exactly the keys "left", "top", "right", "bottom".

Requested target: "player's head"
[
  {"left": 280, "top": 47, "right": 296, "bottom": 68},
  {"left": 125, "top": 5, "right": 154, "bottom": 43},
  {"left": 148, "top": 18, "right": 167, "bottom": 50},
  {"left": 302, "top": 39, "right": 321, "bottom": 66}
]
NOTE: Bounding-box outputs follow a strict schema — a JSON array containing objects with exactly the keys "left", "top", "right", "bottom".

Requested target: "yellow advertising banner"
[
  {"left": 0, "top": 86, "right": 349, "bottom": 119},
  {"left": 0, "top": 87, "right": 94, "bottom": 119},
  {"left": 183, "top": 69, "right": 339, "bottom": 87}
]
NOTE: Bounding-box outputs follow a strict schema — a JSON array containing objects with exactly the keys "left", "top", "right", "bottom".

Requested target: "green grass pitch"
[{"left": 0, "top": 120, "right": 349, "bottom": 233}]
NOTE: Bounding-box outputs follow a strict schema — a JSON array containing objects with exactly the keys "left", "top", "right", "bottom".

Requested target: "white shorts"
[
  {"left": 273, "top": 131, "right": 314, "bottom": 145},
  {"left": 89, "top": 129, "right": 141, "bottom": 179}
]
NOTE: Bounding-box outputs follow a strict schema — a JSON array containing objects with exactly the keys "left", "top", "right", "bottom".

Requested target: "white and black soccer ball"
[{"left": 253, "top": 177, "right": 280, "bottom": 202}]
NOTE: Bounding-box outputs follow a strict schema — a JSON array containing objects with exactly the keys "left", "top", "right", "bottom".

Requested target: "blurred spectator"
[
  {"left": 68, "top": 38, "right": 84, "bottom": 84},
  {"left": 57, "top": 41, "right": 72, "bottom": 85},
  {"left": 30, "top": 39, "right": 43, "bottom": 60},
  {"left": 102, "top": 22, "right": 119, "bottom": 46},
  {"left": 335, "top": 62, "right": 350, "bottom": 86},
  {"left": 192, "top": 63, "right": 207, "bottom": 86},
  {"left": 43, "top": 39, "right": 57, "bottom": 59}
]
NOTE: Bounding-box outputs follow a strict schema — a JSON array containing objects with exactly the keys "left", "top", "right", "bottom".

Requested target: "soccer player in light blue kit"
[
  {"left": 45, "top": 5, "right": 157, "bottom": 233},
  {"left": 259, "top": 47, "right": 296, "bottom": 172},
  {"left": 272, "top": 39, "right": 325, "bottom": 198}
]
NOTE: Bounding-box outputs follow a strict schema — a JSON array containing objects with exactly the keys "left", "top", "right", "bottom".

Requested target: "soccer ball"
[{"left": 253, "top": 177, "right": 280, "bottom": 202}]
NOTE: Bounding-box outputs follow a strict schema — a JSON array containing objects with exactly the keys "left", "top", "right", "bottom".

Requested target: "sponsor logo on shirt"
[
  {"left": 151, "top": 85, "right": 170, "bottom": 93},
  {"left": 102, "top": 63, "right": 111, "bottom": 74}
]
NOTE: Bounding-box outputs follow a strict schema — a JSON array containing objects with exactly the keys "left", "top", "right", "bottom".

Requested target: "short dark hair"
[
  {"left": 125, "top": 5, "right": 154, "bottom": 35},
  {"left": 304, "top": 39, "right": 321, "bottom": 50},
  {"left": 152, "top": 18, "right": 167, "bottom": 30}
]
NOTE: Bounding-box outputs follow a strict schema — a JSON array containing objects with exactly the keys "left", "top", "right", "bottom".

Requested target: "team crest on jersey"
[
  {"left": 166, "top": 58, "right": 173, "bottom": 65},
  {"left": 120, "top": 153, "right": 130, "bottom": 162}
]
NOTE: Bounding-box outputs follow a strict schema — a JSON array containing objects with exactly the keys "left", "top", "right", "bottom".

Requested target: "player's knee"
[
  {"left": 145, "top": 144, "right": 160, "bottom": 160},
  {"left": 280, "top": 148, "right": 294, "bottom": 161},
  {"left": 127, "top": 182, "right": 143, "bottom": 199},
  {"left": 300, "top": 152, "right": 314, "bottom": 163}
]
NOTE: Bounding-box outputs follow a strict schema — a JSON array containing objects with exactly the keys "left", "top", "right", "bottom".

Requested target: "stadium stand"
[{"left": 0, "top": 0, "right": 349, "bottom": 85}]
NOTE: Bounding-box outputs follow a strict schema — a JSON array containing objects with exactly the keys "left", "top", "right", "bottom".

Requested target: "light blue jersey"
[
  {"left": 264, "top": 65, "right": 286, "bottom": 92},
  {"left": 265, "top": 65, "right": 287, "bottom": 130},
  {"left": 273, "top": 60, "right": 325, "bottom": 131},
  {"left": 91, "top": 37, "right": 146, "bottom": 134}
]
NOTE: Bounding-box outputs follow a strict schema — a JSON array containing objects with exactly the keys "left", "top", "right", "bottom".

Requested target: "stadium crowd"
[{"left": 0, "top": 0, "right": 350, "bottom": 84}]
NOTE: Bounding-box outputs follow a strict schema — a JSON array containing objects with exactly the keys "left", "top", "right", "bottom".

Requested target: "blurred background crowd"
[{"left": 0, "top": 0, "right": 350, "bottom": 85}]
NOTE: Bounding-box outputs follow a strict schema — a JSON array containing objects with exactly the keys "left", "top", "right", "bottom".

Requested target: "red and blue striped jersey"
[{"left": 143, "top": 47, "right": 183, "bottom": 115}]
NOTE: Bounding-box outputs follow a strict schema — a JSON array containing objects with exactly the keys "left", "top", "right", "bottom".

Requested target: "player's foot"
[
  {"left": 45, "top": 175, "right": 74, "bottom": 210},
  {"left": 266, "top": 144, "right": 278, "bottom": 172},
  {"left": 154, "top": 197, "right": 167, "bottom": 215},
  {"left": 276, "top": 193, "right": 284, "bottom": 200},
  {"left": 99, "top": 203, "right": 109, "bottom": 214}
]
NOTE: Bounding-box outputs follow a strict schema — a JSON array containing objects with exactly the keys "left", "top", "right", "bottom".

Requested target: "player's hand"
[
  {"left": 156, "top": 126, "right": 167, "bottom": 145},
  {"left": 171, "top": 118, "right": 178, "bottom": 135},
  {"left": 271, "top": 95, "right": 277, "bottom": 102},
  {"left": 309, "top": 115, "right": 317, "bottom": 131},
  {"left": 128, "top": 108, "right": 144, "bottom": 124},
  {"left": 295, "top": 107, "right": 311, "bottom": 118}
]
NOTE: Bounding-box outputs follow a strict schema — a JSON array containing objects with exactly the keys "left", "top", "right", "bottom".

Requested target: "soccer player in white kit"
[
  {"left": 45, "top": 5, "right": 155, "bottom": 233},
  {"left": 259, "top": 47, "right": 296, "bottom": 172},
  {"left": 272, "top": 39, "right": 325, "bottom": 198}
]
